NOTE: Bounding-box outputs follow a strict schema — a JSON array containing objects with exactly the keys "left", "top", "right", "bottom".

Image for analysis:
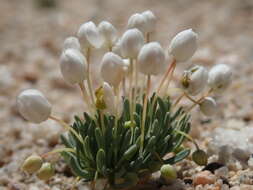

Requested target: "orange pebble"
[{"left": 193, "top": 171, "right": 216, "bottom": 186}]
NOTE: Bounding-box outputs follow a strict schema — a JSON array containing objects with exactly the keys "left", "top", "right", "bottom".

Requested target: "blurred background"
[{"left": 1, "top": 0, "right": 253, "bottom": 189}]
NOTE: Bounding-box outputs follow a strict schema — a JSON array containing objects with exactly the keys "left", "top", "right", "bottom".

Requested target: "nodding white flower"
[
  {"left": 63, "top": 36, "right": 80, "bottom": 51},
  {"left": 100, "top": 52, "right": 125, "bottom": 87},
  {"left": 77, "top": 21, "right": 103, "bottom": 50},
  {"left": 127, "top": 13, "right": 148, "bottom": 33},
  {"left": 168, "top": 29, "right": 198, "bottom": 62},
  {"left": 208, "top": 64, "right": 232, "bottom": 92},
  {"left": 60, "top": 49, "right": 87, "bottom": 84},
  {"left": 120, "top": 29, "right": 145, "bottom": 58},
  {"left": 98, "top": 21, "right": 118, "bottom": 48},
  {"left": 17, "top": 89, "right": 52, "bottom": 123},
  {"left": 141, "top": 10, "right": 156, "bottom": 33},
  {"left": 181, "top": 65, "right": 208, "bottom": 96},
  {"left": 138, "top": 42, "right": 165, "bottom": 75},
  {"left": 199, "top": 97, "right": 217, "bottom": 116}
]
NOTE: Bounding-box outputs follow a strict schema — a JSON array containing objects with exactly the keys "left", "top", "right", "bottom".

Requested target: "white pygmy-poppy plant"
[
  {"left": 208, "top": 64, "right": 232, "bottom": 92},
  {"left": 17, "top": 89, "right": 52, "bottom": 123},
  {"left": 100, "top": 52, "right": 125, "bottom": 87},
  {"left": 60, "top": 49, "right": 87, "bottom": 85},
  {"left": 168, "top": 29, "right": 198, "bottom": 62},
  {"left": 138, "top": 42, "right": 165, "bottom": 75},
  {"left": 98, "top": 21, "right": 118, "bottom": 49},
  {"left": 181, "top": 65, "right": 208, "bottom": 96},
  {"left": 199, "top": 97, "right": 217, "bottom": 116},
  {"left": 77, "top": 21, "right": 104, "bottom": 50},
  {"left": 120, "top": 28, "right": 145, "bottom": 58},
  {"left": 63, "top": 36, "right": 81, "bottom": 51}
]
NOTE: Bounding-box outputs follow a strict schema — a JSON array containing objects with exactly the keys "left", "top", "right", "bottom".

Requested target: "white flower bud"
[
  {"left": 98, "top": 21, "right": 118, "bottom": 48},
  {"left": 208, "top": 64, "right": 232, "bottom": 92},
  {"left": 138, "top": 42, "right": 165, "bottom": 75},
  {"left": 17, "top": 89, "right": 52, "bottom": 123},
  {"left": 181, "top": 65, "right": 208, "bottom": 96},
  {"left": 120, "top": 29, "right": 145, "bottom": 58},
  {"left": 63, "top": 36, "right": 80, "bottom": 51},
  {"left": 60, "top": 49, "right": 87, "bottom": 84},
  {"left": 141, "top": 10, "right": 156, "bottom": 33},
  {"left": 103, "top": 82, "right": 116, "bottom": 115},
  {"left": 77, "top": 21, "right": 103, "bottom": 50},
  {"left": 168, "top": 29, "right": 198, "bottom": 62},
  {"left": 100, "top": 52, "right": 125, "bottom": 87},
  {"left": 127, "top": 13, "right": 148, "bottom": 33},
  {"left": 199, "top": 97, "right": 217, "bottom": 116}
]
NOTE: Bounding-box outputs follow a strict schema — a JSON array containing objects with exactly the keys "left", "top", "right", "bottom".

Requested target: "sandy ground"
[{"left": 1, "top": 0, "right": 253, "bottom": 189}]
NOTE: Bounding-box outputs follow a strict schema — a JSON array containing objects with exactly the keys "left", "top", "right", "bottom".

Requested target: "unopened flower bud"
[
  {"left": 192, "top": 149, "right": 208, "bottom": 166},
  {"left": 17, "top": 89, "right": 52, "bottom": 123},
  {"left": 138, "top": 42, "right": 165, "bottom": 75},
  {"left": 36, "top": 162, "right": 55, "bottom": 181},
  {"left": 98, "top": 21, "right": 117, "bottom": 48},
  {"left": 168, "top": 29, "right": 198, "bottom": 62},
  {"left": 208, "top": 64, "right": 232, "bottom": 92},
  {"left": 63, "top": 36, "right": 80, "bottom": 51},
  {"left": 127, "top": 13, "right": 148, "bottom": 33},
  {"left": 199, "top": 97, "right": 217, "bottom": 116},
  {"left": 77, "top": 21, "right": 103, "bottom": 50},
  {"left": 100, "top": 52, "right": 125, "bottom": 87},
  {"left": 60, "top": 49, "right": 87, "bottom": 84},
  {"left": 141, "top": 10, "right": 156, "bottom": 33},
  {"left": 181, "top": 65, "right": 208, "bottom": 96},
  {"left": 120, "top": 29, "right": 144, "bottom": 58},
  {"left": 160, "top": 164, "right": 177, "bottom": 180},
  {"left": 22, "top": 155, "right": 43, "bottom": 174}
]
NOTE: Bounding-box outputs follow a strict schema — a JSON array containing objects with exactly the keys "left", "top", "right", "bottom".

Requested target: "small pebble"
[{"left": 193, "top": 171, "right": 216, "bottom": 186}]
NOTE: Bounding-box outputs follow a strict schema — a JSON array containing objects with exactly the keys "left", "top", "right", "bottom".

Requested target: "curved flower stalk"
[{"left": 18, "top": 10, "right": 232, "bottom": 190}]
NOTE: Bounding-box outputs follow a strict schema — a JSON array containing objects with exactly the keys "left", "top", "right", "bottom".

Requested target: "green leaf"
[
  {"left": 164, "top": 149, "right": 191, "bottom": 165},
  {"left": 96, "top": 149, "right": 106, "bottom": 175}
]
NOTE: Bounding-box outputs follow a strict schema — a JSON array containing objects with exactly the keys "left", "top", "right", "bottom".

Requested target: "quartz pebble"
[{"left": 193, "top": 171, "right": 216, "bottom": 186}]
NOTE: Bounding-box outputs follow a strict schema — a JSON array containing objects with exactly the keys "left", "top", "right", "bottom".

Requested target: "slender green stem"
[
  {"left": 174, "top": 129, "right": 199, "bottom": 150},
  {"left": 184, "top": 93, "right": 199, "bottom": 104},
  {"left": 129, "top": 59, "right": 134, "bottom": 125},
  {"left": 49, "top": 115, "right": 84, "bottom": 143},
  {"left": 41, "top": 147, "right": 76, "bottom": 158},
  {"left": 187, "top": 88, "right": 213, "bottom": 112},
  {"left": 173, "top": 93, "right": 185, "bottom": 108},
  {"left": 86, "top": 48, "right": 96, "bottom": 107},
  {"left": 100, "top": 111, "right": 105, "bottom": 134},
  {"left": 79, "top": 82, "right": 92, "bottom": 113},
  {"left": 140, "top": 75, "right": 151, "bottom": 153},
  {"left": 157, "top": 59, "right": 176, "bottom": 94}
]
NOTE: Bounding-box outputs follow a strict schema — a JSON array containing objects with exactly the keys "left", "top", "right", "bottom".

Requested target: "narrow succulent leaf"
[
  {"left": 164, "top": 149, "right": 191, "bottom": 164},
  {"left": 96, "top": 149, "right": 106, "bottom": 175},
  {"left": 123, "top": 144, "right": 138, "bottom": 161}
]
